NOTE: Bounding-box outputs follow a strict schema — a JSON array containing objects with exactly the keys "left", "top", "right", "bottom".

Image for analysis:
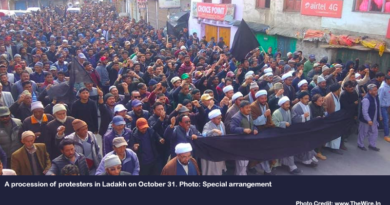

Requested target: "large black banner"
[{"left": 193, "top": 110, "right": 354, "bottom": 162}]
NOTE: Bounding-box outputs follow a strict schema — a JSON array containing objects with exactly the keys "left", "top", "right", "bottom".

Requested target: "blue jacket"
[
  {"left": 96, "top": 64, "right": 110, "bottom": 85},
  {"left": 103, "top": 128, "right": 133, "bottom": 155},
  {"left": 379, "top": 82, "right": 390, "bottom": 107},
  {"left": 95, "top": 149, "right": 140, "bottom": 175},
  {"left": 311, "top": 86, "right": 327, "bottom": 97},
  {"left": 0, "top": 145, "right": 6, "bottom": 168},
  {"left": 164, "top": 125, "right": 202, "bottom": 158},
  {"left": 230, "top": 111, "right": 258, "bottom": 134}
]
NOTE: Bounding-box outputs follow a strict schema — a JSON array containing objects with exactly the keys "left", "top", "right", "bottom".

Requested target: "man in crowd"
[{"left": 161, "top": 143, "right": 201, "bottom": 175}]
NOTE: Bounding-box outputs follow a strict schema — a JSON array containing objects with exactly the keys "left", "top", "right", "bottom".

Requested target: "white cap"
[
  {"left": 287, "top": 52, "right": 292, "bottom": 57},
  {"left": 278, "top": 96, "right": 290, "bottom": 106},
  {"left": 222, "top": 85, "right": 233, "bottom": 93},
  {"left": 96, "top": 29, "right": 102, "bottom": 33},
  {"left": 52, "top": 104, "right": 66, "bottom": 114},
  {"left": 180, "top": 46, "right": 187, "bottom": 50},
  {"left": 31, "top": 101, "right": 44, "bottom": 111},
  {"left": 114, "top": 104, "right": 127, "bottom": 113},
  {"left": 264, "top": 68, "right": 273, "bottom": 74},
  {"left": 255, "top": 90, "right": 267, "bottom": 98},
  {"left": 282, "top": 72, "right": 292, "bottom": 81},
  {"left": 62, "top": 40, "right": 68, "bottom": 43},
  {"left": 322, "top": 65, "right": 330, "bottom": 72},
  {"left": 171, "top": 76, "right": 181, "bottom": 84},
  {"left": 298, "top": 80, "right": 308, "bottom": 88},
  {"left": 317, "top": 76, "right": 326, "bottom": 84},
  {"left": 245, "top": 71, "right": 254, "bottom": 80},
  {"left": 175, "top": 143, "right": 192, "bottom": 155},
  {"left": 250, "top": 82, "right": 259, "bottom": 90},
  {"left": 208, "top": 109, "right": 222, "bottom": 120},
  {"left": 109, "top": 86, "right": 117, "bottom": 92},
  {"left": 104, "top": 155, "right": 121, "bottom": 169},
  {"left": 232, "top": 92, "right": 243, "bottom": 102},
  {"left": 334, "top": 64, "right": 342, "bottom": 68},
  {"left": 262, "top": 64, "right": 269, "bottom": 68},
  {"left": 355, "top": 73, "right": 361, "bottom": 79},
  {"left": 264, "top": 72, "right": 273, "bottom": 77}
]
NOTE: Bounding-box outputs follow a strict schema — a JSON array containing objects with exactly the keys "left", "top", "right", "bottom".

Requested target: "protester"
[{"left": 161, "top": 143, "right": 201, "bottom": 175}]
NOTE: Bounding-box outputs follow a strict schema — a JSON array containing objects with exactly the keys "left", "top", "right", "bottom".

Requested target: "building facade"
[{"left": 242, "top": 0, "right": 390, "bottom": 70}]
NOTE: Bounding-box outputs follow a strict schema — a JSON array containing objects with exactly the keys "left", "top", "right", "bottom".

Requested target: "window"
[
  {"left": 221, "top": 0, "right": 232, "bottom": 4},
  {"left": 284, "top": 0, "right": 301, "bottom": 12},
  {"left": 354, "top": 0, "right": 390, "bottom": 13},
  {"left": 203, "top": 0, "right": 212, "bottom": 3},
  {"left": 256, "top": 0, "right": 271, "bottom": 9}
]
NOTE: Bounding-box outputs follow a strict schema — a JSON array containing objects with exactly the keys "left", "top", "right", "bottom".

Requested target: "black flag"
[
  {"left": 230, "top": 19, "right": 260, "bottom": 62},
  {"left": 48, "top": 57, "right": 93, "bottom": 104}
]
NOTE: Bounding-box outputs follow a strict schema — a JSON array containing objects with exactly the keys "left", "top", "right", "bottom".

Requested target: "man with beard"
[
  {"left": 272, "top": 97, "right": 303, "bottom": 174},
  {"left": 161, "top": 143, "right": 201, "bottom": 175},
  {"left": 130, "top": 118, "right": 165, "bottom": 175},
  {"left": 57, "top": 119, "right": 102, "bottom": 175},
  {"left": 11, "top": 131, "right": 51, "bottom": 175},
  {"left": 296, "top": 80, "right": 310, "bottom": 100},
  {"left": 103, "top": 116, "right": 133, "bottom": 155},
  {"left": 230, "top": 100, "right": 258, "bottom": 175},
  {"left": 307, "top": 63, "right": 322, "bottom": 83},
  {"left": 96, "top": 56, "right": 110, "bottom": 93},
  {"left": 311, "top": 76, "right": 327, "bottom": 97},
  {"left": 282, "top": 72, "right": 298, "bottom": 105},
  {"left": 358, "top": 84, "right": 381, "bottom": 151},
  {"left": 291, "top": 92, "right": 318, "bottom": 166},
  {"left": 97, "top": 84, "right": 130, "bottom": 137},
  {"left": 97, "top": 137, "right": 139, "bottom": 175},
  {"left": 46, "top": 139, "right": 89, "bottom": 175},
  {"left": 178, "top": 56, "right": 194, "bottom": 77},
  {"left": 201, "top": 109, "right": 227, "bottom": 175},
  {"left": 129, "top": 99, "right": 150, "bottom": 130},
  {"left": 19, "top": 101, "right": 54, "bottom": 156},
  {"left": 48, "top": 104, "right": 75, "bottom": 159},
  {"left": 243, "top": 82, "right": 259, "bottom": 104},
  {"left": 0, "top": 106, "right": 22, "bottom": 168},
  {"left": 323, "top": 83, "right": 343, "bottom": 155},
  {"left": 251, "top": 90, "right": 274, "bottom": 130},
  {"left": 224, "top": 92, "right": 243, "bottom": 133},
  {"left": 71, "top": 88, "right": 99, "bottom": 133}
]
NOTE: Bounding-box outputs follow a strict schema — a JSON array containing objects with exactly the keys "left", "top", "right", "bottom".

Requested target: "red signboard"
[
  {"left": 387, "top": 19, "right": 390, "bottom": 39},
  {"left": 301, "top": 0, "right": 343, "bottom": 18},
  {"left": 196, "top": 3, "right": 228, "bottom": 21}
]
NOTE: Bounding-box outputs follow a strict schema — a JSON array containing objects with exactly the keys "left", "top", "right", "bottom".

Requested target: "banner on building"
[
  {"left": 387, "top": 19, "right": 390, "bottom": 39},
  {"left": 192, "top": 3, "right": 235, "bottom": 21},
  {"left": 158, "top": 0, "right": 180, "bottom": 8},
  {"left": 301, "top": 0, "right": 343, "bottom": 18}
]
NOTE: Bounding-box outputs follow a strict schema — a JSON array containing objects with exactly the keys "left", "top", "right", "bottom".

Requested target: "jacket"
[
  {"left": 161, "top": 157, "right": 200, "bottom": 175},
  {"left": 0, "top": 118, "right": 22, "bottom": 158},
  {"left": 0, "top": 91, "right": 14, "bottom": 107},
  {"left": 11, "top": 80, "right": 38, "bottom": 101},
  {"left": 324, "top": 92, "right": 338, "bottom": 114},
  {"left": 62, "top": 131, "right": 102, "bottom": 173},
  {"left": 103, "top": 127, "right": 132, "bottom": 155},
  {"left": 250, "top": 101, "right": 275, "bottom": 130},
  {"left": 9, "top": 102, "right": 31, "bottom": 122},
  {"left": 164, "top": 125, "right": 202, "bottom": 158},
  {"left": 71, "top": 99, "right": 99, "bottom": 133},
  {"left": 11, "top": 143, "right": 51, "bottom": 175},
  {"left": 311, "top": 86, "right": 327, "bottom": 97},
  {"left": 46, "top": 153, "right": 89, "bottom": 175},
  {"left": 129, "top": 128, "right": 162, "bottom": 165},
  {"left": 96, "top": 149, "right": 140, "bottom": 175},
  {"left": 128, "top": 110, "right": 150, "bottom": 130},
  {"left": 19, "top": 114, "right": 54, "bottom": 155},
  {"left": 379, "top": 82, "right": 390, "bottom": 107},
  {"left": 230, "top": 111, "right": 258, "bottom": 134},
  {"left": 47, "top": 117, "right": 75, "bottom": 159}
]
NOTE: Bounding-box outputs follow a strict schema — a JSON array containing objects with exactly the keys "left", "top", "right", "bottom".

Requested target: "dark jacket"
[
  {"left": 311, "top": 86, "right": 327, "bottom": 97},
  {"left": 128, "top": 110, "right": 150, "bottom": 130},
  {"left": 9, "top": 102, "right": 31, "bottom": 122},
  {"left": 359, "top": 94, "right": 380, "bottom": 124},
  {"left": 71, "top": 99, "right": 98, "bottom": 133},
  {"left": 47, "top": 117, "right": 75, "bottom": 160},
  {"left": 46, "top": 153, "right": 89, "bottom": 175},
  {"left": 19, "top": 114, "right": 54, "bottom": 156},
  {"left": 129, "top": 128, "right": 162, "bottom": 165},
  {"left": 340, "top": 90, "right": 359, "bottom": 117},
  {"left": 283, "top": 84, "right": 296, "bottom": 103},
  {"left": 164, "top": 125, "right": 202, "bottom": 158}
]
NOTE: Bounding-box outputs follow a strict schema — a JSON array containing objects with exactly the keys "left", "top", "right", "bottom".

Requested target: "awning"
[{"left": 232, "top": 20, "right": 269, "bottom": 33}]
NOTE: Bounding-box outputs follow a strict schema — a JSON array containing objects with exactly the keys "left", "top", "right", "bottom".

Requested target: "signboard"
[
  {"left": 387, "top": 19, "right": 390, "bottom": 39},
  {"left": 159, "top": 0, "right": 180, "bottom": 8},
  {"left": 301, "top": 0, "right": 343, "bottom": 18},
  {"left": 193, "top": 3, "right": 235, "bottom": 21}
]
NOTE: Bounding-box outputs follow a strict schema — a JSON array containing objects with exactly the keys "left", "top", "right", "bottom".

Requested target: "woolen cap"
[
  {"left": 52, "top": 104, "right": 66, "bottom": 114},
  {"left": 21, "top": 130, "right": 35, "bottom": 140},
  {"left": 72, "top": 119, "right": 87, "bottom": 131},
  {"left": 104, "top": 155, "right": 121, "bottom": 169},
  {"left": 31, "top": 101, "right": 44, "bottom": 111}
]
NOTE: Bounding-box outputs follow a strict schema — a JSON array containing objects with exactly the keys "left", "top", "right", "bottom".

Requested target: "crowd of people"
[{"left": 0, "top": 2, "right": 388, "bottom": 176}]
